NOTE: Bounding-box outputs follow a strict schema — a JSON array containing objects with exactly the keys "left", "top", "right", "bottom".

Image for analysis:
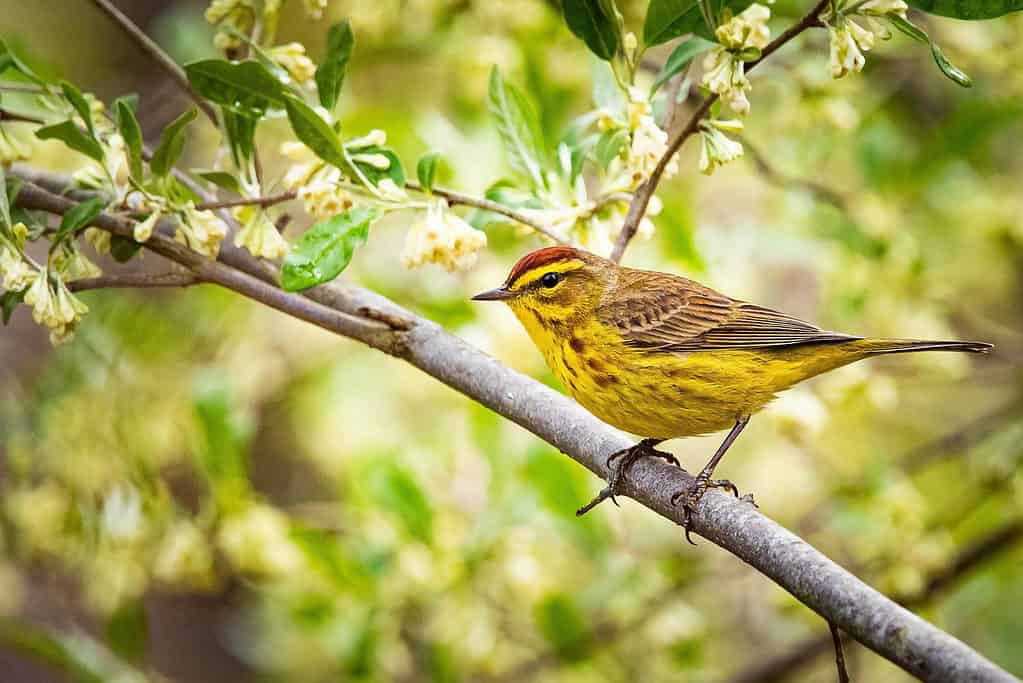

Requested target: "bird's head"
[{"left": 472, "top": 246, "right": 611, "bottom": 325}]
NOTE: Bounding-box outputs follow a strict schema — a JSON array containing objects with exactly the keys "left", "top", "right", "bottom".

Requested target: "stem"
[
  {"left": 196, "top": 191, "right": 297, "bottom": 211},
  {"left": 829, "top": 621, "right": 851, "bottom": 683},
  {"left": 87, "top": 0, "right": 217, "bottom": 123},
  {"left": 610, "top": 0, "right": 832, "bottom": 262}
]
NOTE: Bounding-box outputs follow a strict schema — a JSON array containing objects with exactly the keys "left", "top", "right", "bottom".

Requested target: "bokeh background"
[{"left": 2, "top": 1, "right": 1022, "bottom": 681}]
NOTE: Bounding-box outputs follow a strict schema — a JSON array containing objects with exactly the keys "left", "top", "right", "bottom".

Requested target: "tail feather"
[{"left": 860, "top": 339, "right": 993, "bottom": 355}]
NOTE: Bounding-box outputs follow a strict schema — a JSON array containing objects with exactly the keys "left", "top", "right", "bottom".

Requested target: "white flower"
[
  {"left": 0, "top": 125, "right": 31, "bottom": 163},
  {"left": 134, "top": 209, "right": 161, "bottom": 242},
  {"left": 698, "top": 119, "right": 744, "bottom": 174},
  {"left": 217, "top": 503, "right": 304, "bottom": 576},
  {"left": 376, "top": 177, "right": 408, "bottom": 201},
  {"left": 0, "top": 243, "right": 37, "bottom": 291},
  {"left": 715, "top": 3, "right": 772, "bottom": 50},
  {"left": 826, "top": 0, "right": 904, "bottom": 79},
  {"left": 52, "top": 246, "right": 102, "bottom": 281},
  {"left": 268, "top": 42, "right": 316, "bottom": 83},
  {"left": 84, "top": 227, "right": 111, "bottom": 255},
  {"left": 401, "top": 201, "right": 487, "bottom": 272},
  {"left": 828, "top": 21, "right": 866, "bottom": 79},
  {"left": 351, "top": 153, "right": 391, "bottom": 169},
  {"left": 24, "top": 273, "right": 88, "bottom": 343},
  {"left": 232, "top": 205, "right": 288, "bottom": 259},
  {"left": 347, "top": 129, "right": 387, "bottom": 148},
  {"left": 176, "top": 203, "right": 227, "bottom": 257},
  {"left": 859, "top": 0, "right": 908, "bottom": 17},
  {"left": 100, "top": 485, "right": 145, "bottom": 542},
  {"left": 702, "top": 48, "right": 751, "bottom": 116}
]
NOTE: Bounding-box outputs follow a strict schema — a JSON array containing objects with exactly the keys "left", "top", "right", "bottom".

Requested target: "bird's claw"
[
  {"left": 576, "top": 440, "right": 678, "bottom": 516},
  {"left": 671, "top": 474, "right": 741, "bottom": 545}
]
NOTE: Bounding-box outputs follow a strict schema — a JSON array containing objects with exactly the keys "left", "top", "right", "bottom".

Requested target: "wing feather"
[{"left": 597, "top": 269, "right": 858, "bottom": 351}]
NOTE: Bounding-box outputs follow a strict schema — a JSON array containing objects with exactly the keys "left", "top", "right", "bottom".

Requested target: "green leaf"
[
  {"left": 60, "top": 81, "right": 96, "bottom": 139},
  {"left": 534, "top": 594, "right": 592, "bottom": 662},
  {"left": 150, "top": 108, "right": 197, "bottom": 177},
  {"left": 0, "top": 166, "right": 10, "bottom": 230},
  {"left": 281, "top": 207, "right": 380, "bottom": 292},
  {"left": 192, "top": 169, "right": 242, "bottom": 193},
  {"left": 115, "top": 99, "right": 144, "bottom": 180},
  {"left": 284, "top": 95, "right": 350, "bottom": 171},
  {"left": 594, "top": 128, "right": 629, "bottom": 168},
  {"left": 105, "top": 601, "right": 147, "bottom": 664},
  {"left": 889, "top": 14, "right": 972, "bottom": 87},
  {"left": 1, "top": 289, "right": 25, "bottom": 324},
  {"left": 416, "top": 152, "right": 441, "bottom": 193},
  {"left": 488, "top": 67, "right": 547, "bottom": 190},
  {"left": 193, "top": 372, "right": 251, "bottom": 504},
  {"left": 35, "top": 121, "right": 104, "bottom": 162},
  {"left": 561, "top": 0, "right": 620, "bottom": 61},
  {"left": 57, "top": 197, "right": 106, "bottom": 239},
  {"left": 110, "top": 235, "right": 142, "bottom": 263},
  {"left": 184, "top": 59, "right": 286, "bottom": 117},
  {"left": 316, "top": 20, "right": 355, "bottom": 110},
  {"left": 644, "top": 0, "right": 754, "bottom": 44},
  {"left": 222, "top": 108, "right": 257, "bottom": 165},
  {"left": 651, "top": 35, "right": 716, "bottom": 94},
  {"left": 365, "top": 460, "right": 433, "bottom": 544},
  {"left": 350, "top": 145, "right": 405, "bottom": 187},
  {"left": 907, "top": 0, "right": 1022, "bottom": 18},
  {"left": 0, "top": 40, "right": 46, "bottom": 84}
]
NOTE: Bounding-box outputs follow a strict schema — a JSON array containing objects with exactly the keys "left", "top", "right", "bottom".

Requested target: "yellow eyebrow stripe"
[{"left": 510, "top": 260, "right": 585, "bottom": 290}]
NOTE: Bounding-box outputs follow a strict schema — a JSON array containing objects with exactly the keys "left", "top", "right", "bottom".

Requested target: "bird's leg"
[
  {"left": 576, "top": 438, "right": 678, "bottom": 516},
  {"left": 671, "top": 416, "right": 750, "bottom": 544}
]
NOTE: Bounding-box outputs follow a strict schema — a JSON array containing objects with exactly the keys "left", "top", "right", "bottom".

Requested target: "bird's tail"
[{"left": 856, "top": 338, "right": 993, "bottom": 355}]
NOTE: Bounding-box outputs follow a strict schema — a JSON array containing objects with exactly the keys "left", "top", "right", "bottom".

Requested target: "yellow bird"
[{"left": 473, "top": 246, "right": 991, "bottom": 538}]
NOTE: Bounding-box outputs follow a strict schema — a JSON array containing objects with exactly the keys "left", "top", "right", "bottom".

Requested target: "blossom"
[
  {"left": 826, "top": 0, "right": 906, "bottom": 79},
  {"left": 828, "top": 20, "right": 867, "bottom": 78},
  {"left": 232, "top": 205, "right": 288, "bottom": 259},
  {"left": 84, "top": 227, "right": 111, "bottom": 255},
  {"left": 715, "top": 3, "right": 771, "bottom": 50},
  {"left": 24, "top": 273, "right": 88, "bottom": 344},
  {"left": 701, "top": 4, "right": 771, "bottom": 116},
  {"left": 698, "top": 119, "right": 744, "bottom": 174},
  {"left": 52, "top": 245, "right": 102, "bottom": 282},
  {"left": 268, "top": 42, "right": 316, "bottom": 83},
  {"left": 0, "top": 125, "right": 31, "bottom": 163},
  {"left": 0, "top": 242, "right": 37, "bottom": 291},
  {"left": 401, "top": 201, "right": 487, "bottom": 272},
  {"left": 376, "top": 177, "right": 408, "bottom": 201},
  {"left": 134, "top": 209, "right": 161, "bottom": 242},
  {"left": 176, "top": 202, "right": 228, "bottom": 257}
]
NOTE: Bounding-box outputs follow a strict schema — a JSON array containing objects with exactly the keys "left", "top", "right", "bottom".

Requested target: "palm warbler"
[{"left": 473, "top": 246, "right": 992, "bottom": 539}]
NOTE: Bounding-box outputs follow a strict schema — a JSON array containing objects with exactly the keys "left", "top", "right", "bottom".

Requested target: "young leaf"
[
  {"left": 350, "top": 145, "right": 405, "bottom": 187},
  {"left": 316, "top": 19, "right": 355, "bottom": 110},
  {"left": 57, "top": 196, "right": 107, "bottom": 239},
  {"left": 488, "top": 67, "right": 547, "bottom": 190},
  {"left": 561, "top": 0, "right": 620, "bottom": 61},
  {"left": 281, "top": 207, "right": 380, "bottom": 292},
  {"left": 35, "top": 121, "right": 104, "bottom": 162},
  {"left": 594, "top": 128, "right": 629, "bottom": 168},
  {"left": 284, "top": 95, "right": 351, "bottom": 171},
  {"left": 889, "top": 14, "right": 972, "bottom": 87},
  {"left": 184, "top": 59, "right": 286, "bottom": 117},
  {"left": 150, "top": 108, "right": 198, "bottom": 177},
  {"left": 650, "top": 35, "right": 717, "bottom": 94},
  {"left": 0, "top": 40, "right": 46, "bottom": 85},
  {"left": 192, "top": 169, "right": 242, "bottom": 193},
  {"left": 1, "top": 289, "right": 25, "bottom": 324},
  {"left": 60, "top": 81, "right": 96, "bottom": 139},
  {"left": 115, "top": 99, "right": 144, "bottom": 180},
  {"left": 644, "top": 0, "right": 754, "bottom": 44},
  {"left": 416, "top": 152, "right": 441, "bottom": 193},
  {"left": 222, "top": 108, "right": 257, "bottom": 165},
  {"left": 907, "top": 0, "right": 1022, "bottom": 18},
  {"left": 110, "top": 235, "right": 142, "bottom": 263}
]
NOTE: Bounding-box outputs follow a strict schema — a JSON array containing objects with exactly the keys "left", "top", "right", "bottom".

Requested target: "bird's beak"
[{"left": 471, "top": 287, "right": 515, "bottom": 302}]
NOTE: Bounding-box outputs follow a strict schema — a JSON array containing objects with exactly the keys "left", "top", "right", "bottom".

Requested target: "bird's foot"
[
  {"left": 670, "top": 473, "right": 740, "bottom": 545},
  {"left": 576, "top": 439, "right": 678, "bottom": 516}
]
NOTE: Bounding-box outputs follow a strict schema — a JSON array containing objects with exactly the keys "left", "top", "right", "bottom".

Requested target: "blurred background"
[{"left": 1, "top": 1, "right": 1022, "bottom": 681}]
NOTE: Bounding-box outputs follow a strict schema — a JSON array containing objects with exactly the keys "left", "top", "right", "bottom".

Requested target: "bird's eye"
[{"left": 540, "top": 272, "right": 562, "bottom": 289}]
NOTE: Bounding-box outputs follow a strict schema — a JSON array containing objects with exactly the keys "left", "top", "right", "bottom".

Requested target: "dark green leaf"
[
  {"left": 115, "top": 99, "right": 144, "bottom": 180},
  {"left": 534, "top": 594, "right": 591, "bottom": 662},
  {"left": 416, "top": 152, "right": 441, "bottom": 193},
  {"left": 114, "top": 93, "right": 139, "bottom": 113},
  {"left": 35, "top": 121, "right": 104, "bottom": 162},
  {"left": 651, "top": 36, "right": 717, "bottom": 93},
  {"left": 110, "top": 235, "right": 142, "bottom": 263},
  {"left": 281, "top": 207, "right": 380, "bottom": 292},
  {"left": 350, "top": 145, "right": 405, "bottom": 187},
  {"left": 57, "top": 197, "right": 107, "bottom": 239},
  {"left": 60, "top": 81, "right": 96, "bottom": 139},
  {"left": 0, "top": 40, "right": 46, "bottom": 84},
  {"left": 192, "top": 169, "right": 242, "bottom": 193},
  {"left": 561, "top": 0, "right": 620, "bottom": 61},
  {"left": 594, "top": 128, "right": 629, "bottom": 168},
  {"left": 488, "top": 67, "right": 547, "bottom": 190},
  {"left": 184, "top": 59, "right": 286, "bottom": 117},
  {"left": 907, "top": 0, "right": 1022, "bottom": 18},
  {"left": 644, "top": 0, "right": 754, "bottom": 44},
  {"left": 1, "top": 289, "right": 25, "bottom": 324},
  {"left": 284, "top": 95, "right": 351, "bottom": 171},
  {"left": 105, "top": 601, "right": 147, "bottom": 664},
  {"left": 889, "top": 14, "right": 972, "bottom": 87},
  {"left": 316, "top": 20, "right": 355, "bottom": 109},
  {"left": 222, "top": 108, "right": 257, "bottom": 165},
  {"left": 365, "top": 460, "right": 433, "bottom": 544},
  {"left": 150, "top": 108, "right": 197, "bottom": 177}
]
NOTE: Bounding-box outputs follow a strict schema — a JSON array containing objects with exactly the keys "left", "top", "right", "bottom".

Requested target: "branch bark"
[{"left": 7, "top": 168, "right": 1018, "bottom": 683}]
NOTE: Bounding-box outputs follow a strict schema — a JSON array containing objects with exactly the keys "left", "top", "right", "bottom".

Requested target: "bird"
[{"left": 472, "top": 246, "right": 992, "bottom": 541}]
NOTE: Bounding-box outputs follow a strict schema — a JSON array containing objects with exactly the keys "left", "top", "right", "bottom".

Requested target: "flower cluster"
[
  {"left": 233, "top": 205, "right": 289, "bottom": 260},
  {"left": 268, "top": 42, "right": 316, "bottom": 84},
  {"left": 598, "top": 87, "right": 678, "bottom": 193},
  {"left": 401, "top": 200, "right": 488, "bottom": 272},
  {"left": 826, "top": 0, "right": 909, "bottom": 79},
  {"left": 281, "top": 141, "right": 355, "bottom": 219},
  {"left": 698, "top": 118, "right": 745, "bottom": 175},
  {"left": 69, "top": 98, "right": 133, "bottom": 205},
  {"left": 701, "top": 4, "right": 772, "bottom": 116},
  {"left": 176, "top": 202, "right": 229, "bottom": 258}
]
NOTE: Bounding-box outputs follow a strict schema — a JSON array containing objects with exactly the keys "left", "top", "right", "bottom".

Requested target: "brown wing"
[{"left": 597, "top": 269, "right": 858, "bottom": 351}]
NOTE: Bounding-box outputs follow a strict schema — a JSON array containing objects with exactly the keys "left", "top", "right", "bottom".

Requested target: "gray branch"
[{"left": 9, "top": 171, "right": 1018, "bottom": 683}]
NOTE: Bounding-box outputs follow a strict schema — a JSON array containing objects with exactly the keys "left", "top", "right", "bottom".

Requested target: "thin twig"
[
  {"left": 196, "top": 191, "right": 298, "bottom": 211},
  {"left": 610, "top": 0, "right": 832, "bottom": 263},
  {"left": 87, "top": 0, "right": 217, "bottom": 122},
  {"left": 829, "top": 621, "right": 851, "bottom": 683},
  {"left": 68, "top": 271, "right": 200, "bottom": 292}
]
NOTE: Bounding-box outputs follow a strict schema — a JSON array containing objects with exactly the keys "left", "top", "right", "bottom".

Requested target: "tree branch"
[
  {"left": 7, "top": 168, "right": 1018, "bottom": 682},
  {"left": 610, "top": 0, "right": 832, "bottom": 263},
  {"left": 68, "top": 271, "right": 199, "bottom": 291},
  {"left": 87, "top": 0, "right": 217, "bottom": 123}
]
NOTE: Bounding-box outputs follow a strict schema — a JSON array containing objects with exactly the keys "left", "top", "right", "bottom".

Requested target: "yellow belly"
[{"left": 528, "top": 321, "right": 863, "bottom": 439}]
